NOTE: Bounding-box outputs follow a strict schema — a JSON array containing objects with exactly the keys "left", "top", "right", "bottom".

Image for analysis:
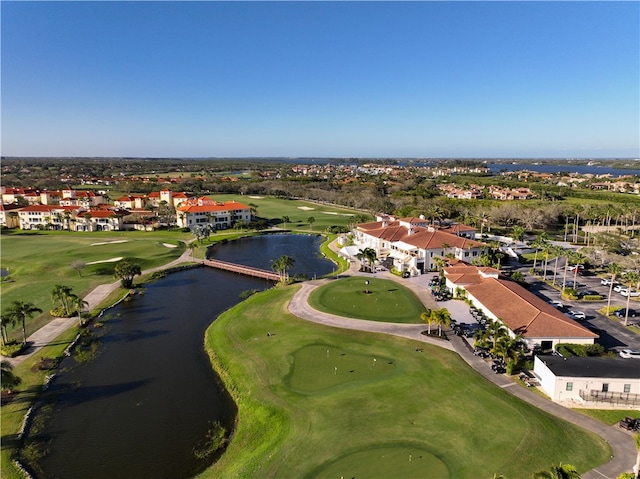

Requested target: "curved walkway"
[
  {"left": 7, "top": 239, "right": 637, "bottom": 477},
  {"left": 6, "top": 245, "right": 199, "bottom": 367},
  {"left": 289, "top": 250, "right": 637, "bottom": 479}
]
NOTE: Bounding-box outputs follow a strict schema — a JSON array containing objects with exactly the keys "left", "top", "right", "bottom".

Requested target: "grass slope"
[{"left": 202, "top": 286, "right": 611, "bottom": 479}]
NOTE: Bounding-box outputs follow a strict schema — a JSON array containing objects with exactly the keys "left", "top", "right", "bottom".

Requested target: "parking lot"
[{"left": 408, "top": 264, "right": 640, "bottom": 353}]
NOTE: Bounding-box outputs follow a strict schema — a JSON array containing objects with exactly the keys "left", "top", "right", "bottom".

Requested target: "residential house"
[
  {"left": 147, "top": 190, "right": 191, "bottom": 209},
  {"left": 17, "top": 205, "right": 68, "bottom": 230},
  {"left": 74, "top": 208, "right": 127, "bottom": 231},
  {"left": 176, "top": 197, "right": 251, "bottom": 230},
  {"left": 534, "top": 356, "right": 640, "bottom": 408}
]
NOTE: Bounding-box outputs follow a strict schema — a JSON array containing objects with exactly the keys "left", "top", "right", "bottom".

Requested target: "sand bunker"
[
  {"left": 322, "top": 211, "right": 354, "bottom": 216},
  {"left": 248, "top": 196, "right": 264, "bottom": 199},
  {"left": 87, "top": 257, "right": 123, "bottom": 265},
  {"left": 162, "top": 243, "right": 178, "bottom": 248},
  {"left": 298, "top": 206, "right": 315, "bottom": 211},
  {"left": 90, "top": 240, "right": 129, "bottom": 246}
]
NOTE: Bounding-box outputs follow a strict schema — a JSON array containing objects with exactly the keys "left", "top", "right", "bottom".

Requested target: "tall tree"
[
  {"left": 69, "top": 294, "right": 89, "bottom": 327},
  {"left": 308, "top": 216, "right": 315, "bottom": 230},
  {"left": 271, "top": 255, "right": 295, "bottom": 282},
  {"left": 70, "top": 260, "right": 87, "bottom": 277},
  {"left": 621, "top": 271, "right": 640, "bottom": 326},
  {"left": 4, "top": 300, "right": 43, "bottom": 346},
  {"left": 114, "top": 259, "right": 142, "bottom": 288},
  {"left": 605, "top": 262, "right": 623, "bottom": 316},
  {"left": 51, "top": 284, "right": 74, "bottom": 316},
  {"left": 0, "top": 314, "right": 16, "bottom": 346},
  {"left": 433, "top": 308, "right": 452, "bottom": 337},
  {"left": 1, "top": 360, "right": 21, "bottom": 392},
  {"left": 420, "top": 309, "right": 434, "bottom": 335}
]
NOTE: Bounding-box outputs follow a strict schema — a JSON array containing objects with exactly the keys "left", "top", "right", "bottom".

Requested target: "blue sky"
[{"left": 2, "top": 1, "right": 639, "bottom": 158}]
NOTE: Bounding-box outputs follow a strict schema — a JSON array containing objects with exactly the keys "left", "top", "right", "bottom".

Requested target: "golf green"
[
  {"left": 308, "top": 445, "right": 449, "bottom": 479},
  {"left": 308, "top": 277, "right": 425, "bottom": 323},
  {"left": 285, "top": 344, "right": 397, "bottom": 394}
]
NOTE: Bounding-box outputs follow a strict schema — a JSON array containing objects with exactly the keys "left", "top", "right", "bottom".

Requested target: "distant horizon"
[
  {"left": 2, "top": 156, "right": 638, "bottom": 162},
  {"left": 2, "top": 2, "right": 638, "bottom": 158}
]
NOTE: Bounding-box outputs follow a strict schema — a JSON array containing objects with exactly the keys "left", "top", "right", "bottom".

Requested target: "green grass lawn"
[
  {"left": 0, "top": 230, "right": 190, "bottom": 339},
  {"left": 308, "top": 277, "right": 426, "bottom": 323},
  {"left": 210, "top": 193, "right": 371, "bottom": 232},
  {"left": 201, "top": 286, "right": 611, "bottom": 479}
]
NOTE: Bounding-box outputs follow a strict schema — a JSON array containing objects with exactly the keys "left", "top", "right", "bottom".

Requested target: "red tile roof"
[{"left": 465, "top": 278, "right": 597, "bottom": 339}]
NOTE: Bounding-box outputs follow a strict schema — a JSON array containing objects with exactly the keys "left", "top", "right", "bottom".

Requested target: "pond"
[{"left": 24, "top": 234, "right": 335, "bottom": 479}]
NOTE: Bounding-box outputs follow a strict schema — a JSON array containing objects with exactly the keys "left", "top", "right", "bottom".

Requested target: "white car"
[
  {"left": 620, "top": 289, "right": 640, "bottom": 297},
  {"left": 568, "top": 310, "right": 586, "bottom": 320},
  {"left": 600, "top": 278, "right": 619, "bottom": 286},
  {"left": 613, "top": 284, "right": 624, "bottom": 293},
  {"left": 549, "top": 300, "right": 564, "bottom": 309},
  {"left": 619, "top": 349, "right": 640, "bottom": 359},
  {"left": 568, "top": 265, "right": 584, "bottom": 272}
]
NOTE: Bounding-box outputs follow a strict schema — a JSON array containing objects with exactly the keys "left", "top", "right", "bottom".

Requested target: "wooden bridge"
[{"left": 203, "top": 259, "right": 281, "bottom": 281}]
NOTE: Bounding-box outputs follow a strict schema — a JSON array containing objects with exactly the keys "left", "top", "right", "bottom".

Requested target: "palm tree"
[
  {"left": 433, "top": 308, "right": 451, "bottom": 337},
  {"left": 621, "top": 271, "right": 640, "bottom": 326},
  {"left": 533, "top": 463, "right": 581, "bottom": 479},
  {"left": 271, "top": 255, "right": 295, "bottom": 282},
  {"left": 114, "top": 259, "right": 142, "bottom": 288},
  {"left": 568, "top": 251, "right": 587, "bottom": 287},
  {"left": 4, "top": 300, "right": 43, "bottom": 346},
  {"left": 512, "top": 224, "right": 525, "bottom": 243},
  {"left": 605, "top": 262, "right": 623, "bottom": 316},
  {"left": 550, "top": 245, "right": 565, "bottom": 286},
  {"left": 495, "top": 334, "right": 525, "bottom": 372},
  {"left": 308, "top": 216, "right": 315, "bottom": 230},
  {"left": 0, "top": 314, "right": 15, "bottom": 346},
  {"left": 69, "top": 294, "right": 89, "bottom": 327},
  {"left": 51, "top": 284, "right": 74, "bottom": 316},
  {"left": 487, "top": 319, "right": 509, "bottom": 353},
  {"left": 357, "top": 247, "right": 377, "bottom": 272},
  {"left": 541, "top": 242, "right": 554, "bottom": 281},
  {"left": 420, "top": 309, "right": 434, "bottom": 335},
  {"left": 1, "top": 360, "right": 21, "bottom": 392},
  {"left": 188, "top": 242, "right": 198, "bottom": 260},
  {"left": 282, "top": 215, "right": 290, "bottom": 229},
  {"left": 531, "top": 233, "right": 548, "bottom": 272}
]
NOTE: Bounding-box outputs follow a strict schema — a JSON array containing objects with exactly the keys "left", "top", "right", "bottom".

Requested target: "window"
[
  {"left": 602, "top": 383, "right": 609, "bottom": 393},
  {"left": 624, "top": 384, "right": 631, "bottom": 393},
  {"left": 565, "top": 382, "right": 573, "bottom": 391}
]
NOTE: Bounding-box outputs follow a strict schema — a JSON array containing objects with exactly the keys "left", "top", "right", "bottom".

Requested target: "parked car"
[
  {"left": 549, "top": 300, "right": 564, "bottom": 309},
  {"left": 577, "top": 290, "right": 601, "bottom": 299},
  {"left": 568, "top": 264, "right": 584, "bottom": 272},
  {"left": 620, "top": 289, "right": 640, "bottom": 297},
  {"left": 619, "top": 349, "right": 640, "bottom": 359},
  {"left": 567, "top": 310, "right": 586, "bottom": 320},
  {"left": 601, "top": 278, "right": 619, "bottom": 286},
  {"left": 613, "top": 284, "right": 624, "bottom": 293},
  {"left": 614, "top": 308, "right": 637, "bottom": 318},
  {"left": 564, "top": 280, "right": 582, "bottom": 289}
]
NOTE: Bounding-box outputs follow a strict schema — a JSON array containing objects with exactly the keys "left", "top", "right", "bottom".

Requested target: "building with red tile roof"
[
  {"left": 354, "top": 216, "right": 487, "bottom": 275},
  {"left": 443, "top": 264, "right": 597, "bottom": 349},
  {"left": 176, "top": 197, "right": 251, "bottom": 230}
]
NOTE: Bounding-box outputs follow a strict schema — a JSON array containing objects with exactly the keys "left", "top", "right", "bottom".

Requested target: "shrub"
[
  {"left": 0, "top": 341, "right": 24, "bottom": 357},
  {"left": 581, "top": 294, "right": 603, "bottom": 301},
  {"left": 555, "top": 343, "right": 606, "bottom": 358}
]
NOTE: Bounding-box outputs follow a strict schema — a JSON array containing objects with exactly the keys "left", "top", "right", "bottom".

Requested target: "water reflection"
[{"left": 27, "top": 235, "right": 335, "bottom": 479}]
